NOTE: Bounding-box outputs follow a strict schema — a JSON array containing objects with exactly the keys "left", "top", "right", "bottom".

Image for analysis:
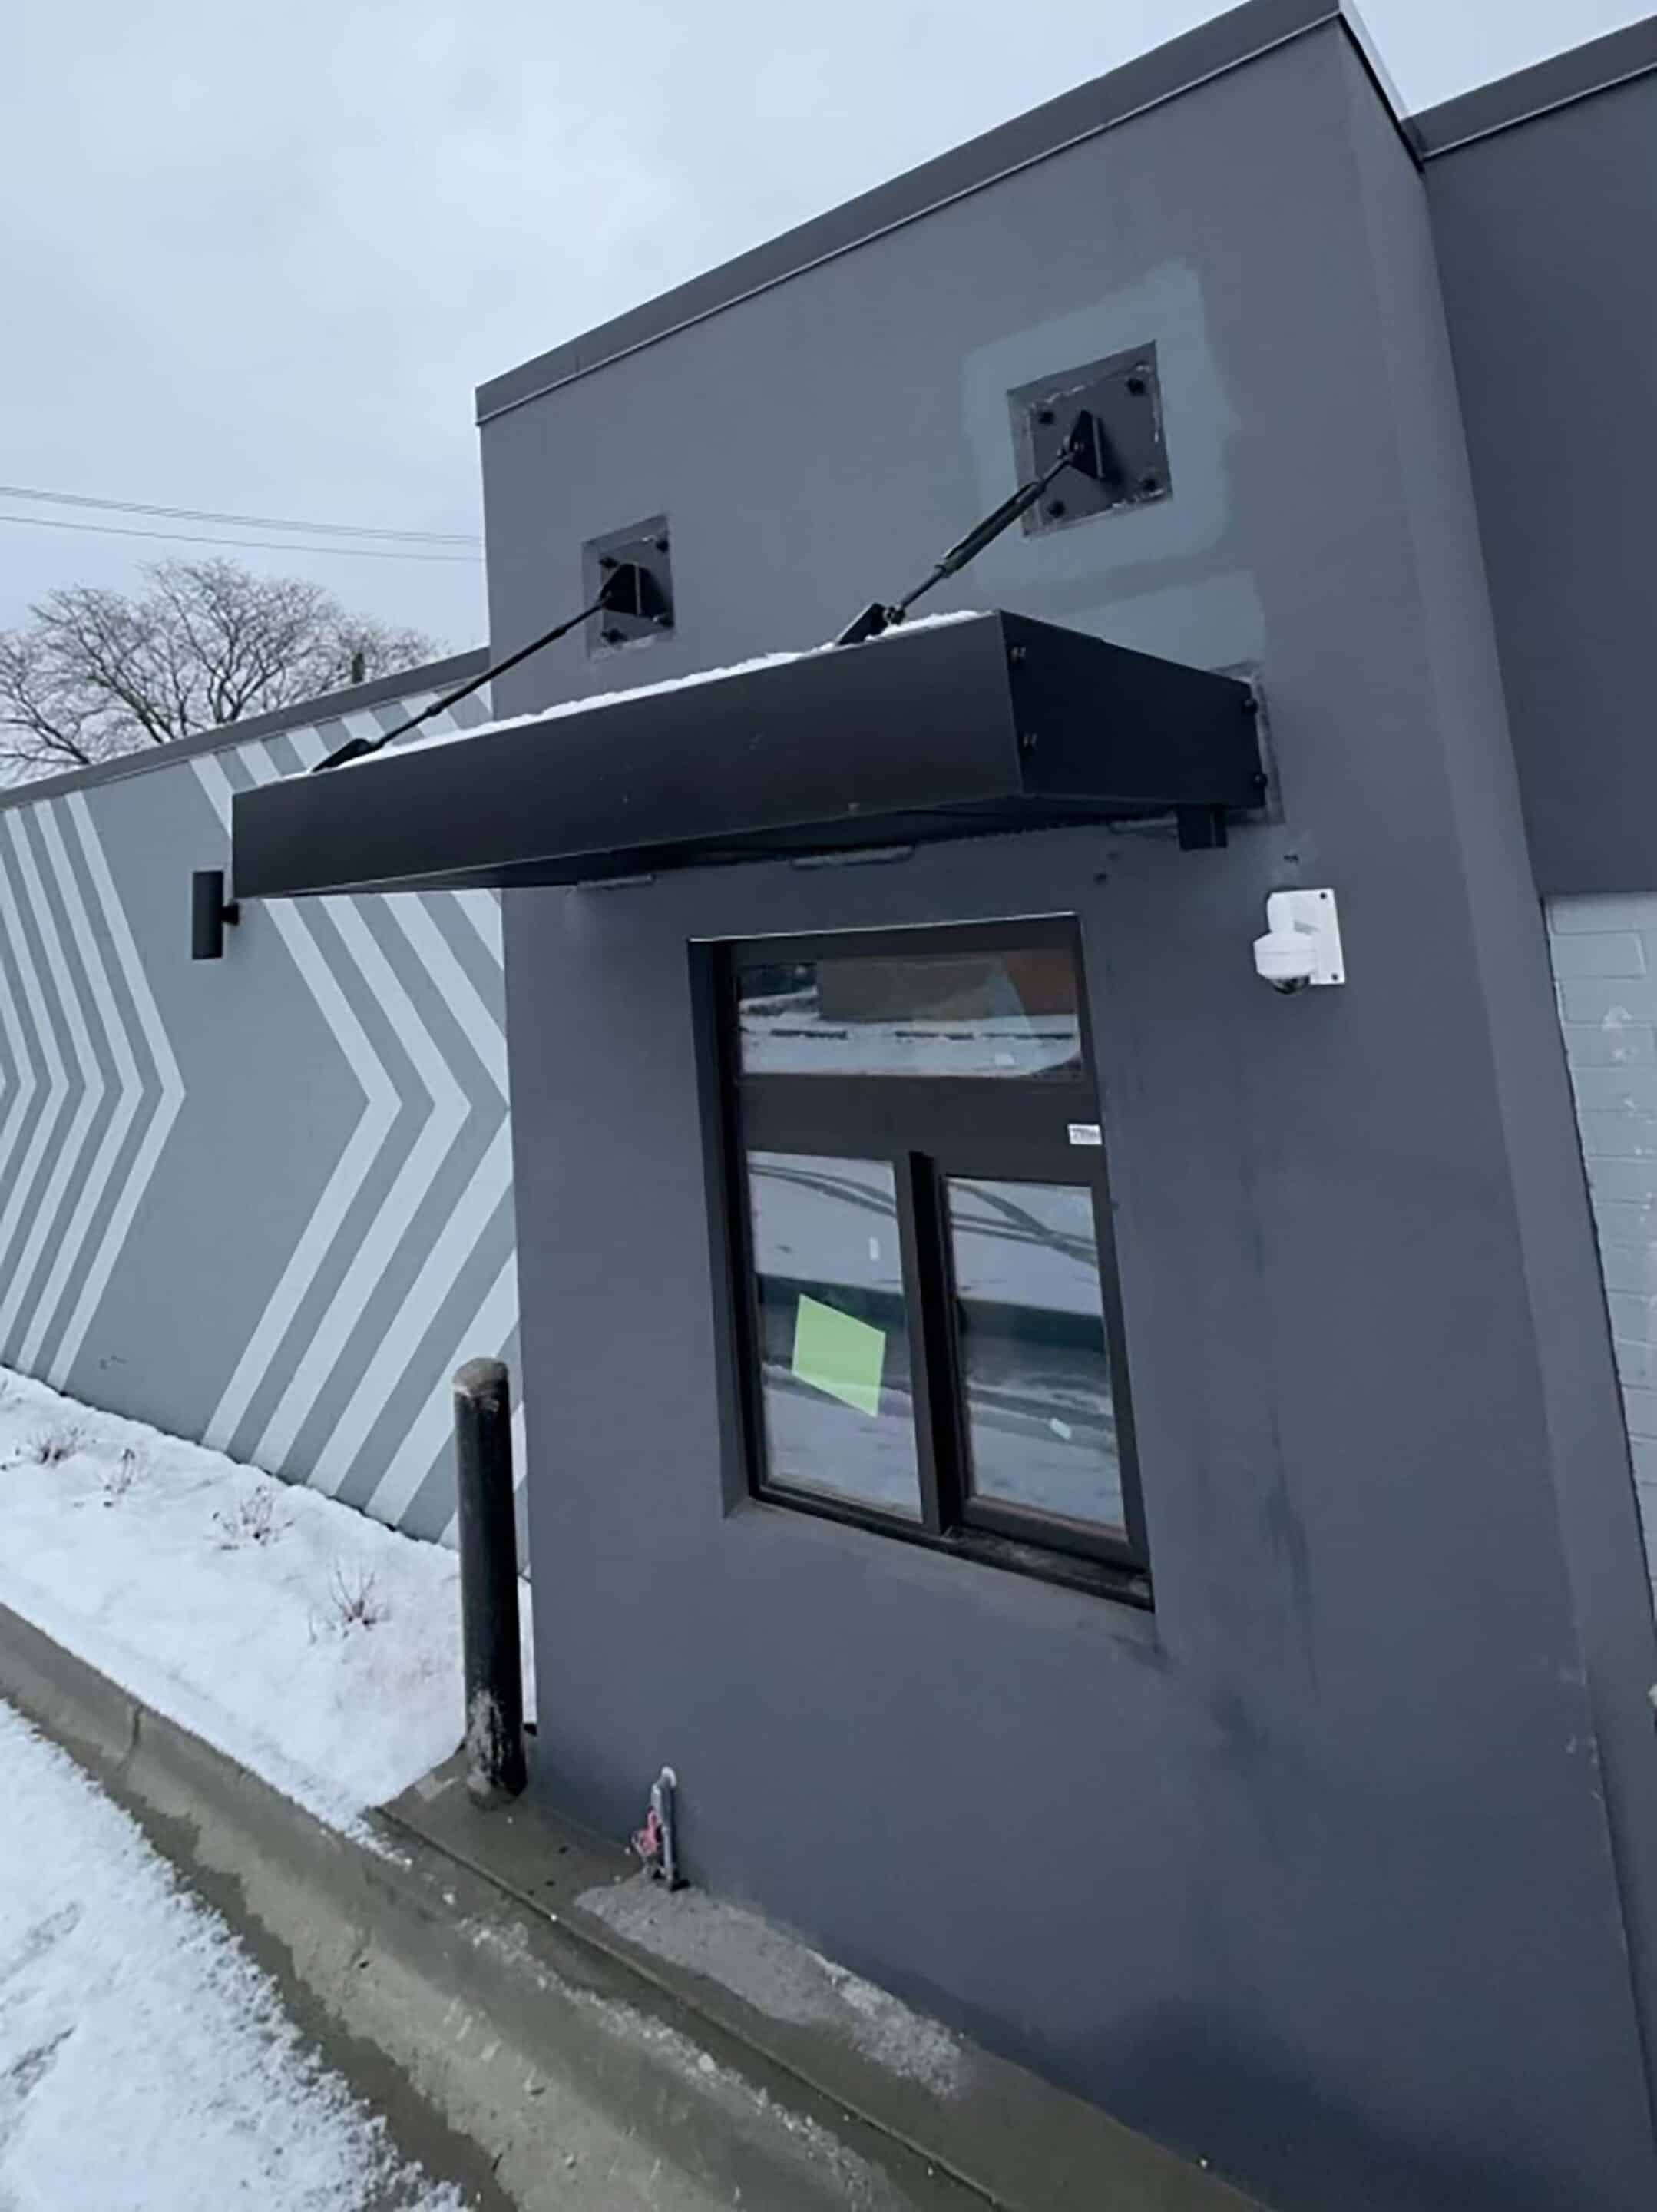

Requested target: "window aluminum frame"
[{"left": 696, "top": 917, "right": 1151, "bottom": 1607}]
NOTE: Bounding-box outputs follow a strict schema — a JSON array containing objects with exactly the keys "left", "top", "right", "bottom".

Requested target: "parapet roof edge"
[
  {"left": 0, "top": 646, "right": 490, "bottom": 815},
  {"left": 1407, "top": 12, "right": 1657, "bottom": 158},
  {"left": 475, "top": 0, "right": 1401, "bottom": 428}
]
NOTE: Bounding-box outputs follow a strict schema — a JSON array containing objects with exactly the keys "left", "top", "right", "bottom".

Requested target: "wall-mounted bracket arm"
[
  {"left": 836, "top": 409, "right": 1109, "bottom": 647},
  {"left": 311, "top": 562, "right": 650, "bottom": 773}
]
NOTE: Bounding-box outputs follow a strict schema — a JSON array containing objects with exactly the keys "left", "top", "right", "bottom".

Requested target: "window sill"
[{"left": 748, "top": 1484, "right": 1153, "bottom": 1611}]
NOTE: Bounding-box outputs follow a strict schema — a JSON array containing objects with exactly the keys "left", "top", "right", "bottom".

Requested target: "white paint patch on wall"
[{"left": 1548, "top": 894, "right": 1657, "bottom": 1604}]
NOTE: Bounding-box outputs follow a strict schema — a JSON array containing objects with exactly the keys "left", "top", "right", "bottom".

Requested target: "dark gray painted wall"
[
  {"left": 484, "top": 20, "right": 1657, "bottom": 2210},
  {"left": 473, "top": 0, "right": 1407, "bottom": 427},
  {"left": 1408, "top": 13, "right": 1657, "bottom": 157},
  {"left": 1422, "top": 59, "right": 1657, "bottom": 893},
  {"left": 1345, "top": 35, "right": 1657, "bottom": 2147}
]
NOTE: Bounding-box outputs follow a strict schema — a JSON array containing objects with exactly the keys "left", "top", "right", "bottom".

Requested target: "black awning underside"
[{"left": 230, "top": 611, "right": 1262, "bottom": 899}]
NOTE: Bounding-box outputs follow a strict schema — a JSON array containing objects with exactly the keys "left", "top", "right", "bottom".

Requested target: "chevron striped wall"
[{"left": 0, "top": 671, "right": 523, "bottom": 1548}]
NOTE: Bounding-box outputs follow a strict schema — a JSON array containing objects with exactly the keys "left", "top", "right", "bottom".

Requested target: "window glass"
[
  {"left": 746, "top": 1151, "right": 922, "bottom": 1518},
  {"left": 716, "top": 919, "right": 1146, "bottom": 1595},
  {"left": 945, "top": 1177, "right": 1125, "bottom": 1534},
  {"left": 737, "top": 942, "right": 1081, "bottom": 1081}
]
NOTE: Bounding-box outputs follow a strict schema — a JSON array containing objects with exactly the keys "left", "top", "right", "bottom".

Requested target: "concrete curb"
[
  {"left": 0, "top": 1602, "right": 1265, "bottom": 2211},
  {"left": 385, "top": 1760, "right": 1268, "bottom": 2212}
]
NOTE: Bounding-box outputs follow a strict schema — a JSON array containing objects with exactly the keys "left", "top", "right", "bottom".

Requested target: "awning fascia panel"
[{"left": 230, "top": 611, "right": 1262, "bottom": 899}]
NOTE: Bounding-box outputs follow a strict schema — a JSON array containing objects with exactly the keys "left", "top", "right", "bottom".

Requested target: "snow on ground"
[
  {"left": 0, "top": 1698, "right": 465, "bottom": 2211},
  {"left": 0, "top": 1366, "right": 533, "bottom": 1834}
]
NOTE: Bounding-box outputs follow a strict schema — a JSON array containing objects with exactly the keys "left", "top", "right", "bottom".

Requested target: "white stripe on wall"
[
  {"left": 0, "top": 819, "right": 72, "bottom": 1348},
  {"left": 51, "top": 793, "right": 185, "bottom": 1387},
  {"left": 0, "top": 869, "right": 41, "bottom": 1223},
  {"left": 253, "top": 889, "right": 469, "bottom": 1480},
  {"left": 3, "top": 810, "right": 107, "bottom": 1362},
  {"left": 455, "top": 889, "right": 504, "bottom": 964},
  {"left": 376, "top": 1248, "right": 521, "bottom": 1532},
  {"left": 25, "top": 806, "right": 127, "bottom": 1371},
  {"left": 314, "top": 892, "right": 510, "bottom": 1489},
  {"left": 193, "top": 751, "right": 401, "bottom": 1460}
]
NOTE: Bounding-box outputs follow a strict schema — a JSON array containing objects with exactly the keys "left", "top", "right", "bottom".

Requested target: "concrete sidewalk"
[{"left": 0, "top": 1598, "right": 1265, "bottom": 2211}]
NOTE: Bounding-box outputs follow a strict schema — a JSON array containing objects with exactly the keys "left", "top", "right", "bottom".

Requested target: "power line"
[
  {"left": 0, "top": 481, "right": 481, "bottom": 546},
  {"left": 0, "top": 509, "right": 481, "bottom": 565}
]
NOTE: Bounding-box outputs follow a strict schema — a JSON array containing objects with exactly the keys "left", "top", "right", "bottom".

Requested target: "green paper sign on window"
[{"left": 792, "top": 1293, "right": 886, "bottom": 1419}]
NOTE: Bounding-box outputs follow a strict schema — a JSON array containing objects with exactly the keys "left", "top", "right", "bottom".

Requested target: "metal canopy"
[{"left": 230, "top": 611, "right": 1262, "bottom": 900}]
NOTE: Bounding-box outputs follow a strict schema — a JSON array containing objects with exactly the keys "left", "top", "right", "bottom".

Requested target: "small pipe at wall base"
[
  {"left": 633, "top": 1766, "right": 686, "bottom": 1889},
  {"left": 652, "top": 1767, "right": 684, "bottom": 1889},
  {"left": 452, "top": 1357, "right": 528, "bottom": 1807}
]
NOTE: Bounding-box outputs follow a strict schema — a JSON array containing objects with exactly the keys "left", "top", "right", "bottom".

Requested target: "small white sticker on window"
[
  {"left": 1049, "top": 1416, "right": 1073, "bottom": 1442},
  {"left": 868, "top": 1237, "right": 881, "bottom": 1263},
  {"left": 1067, "top": 1122, "right": 1103, "bottom": 1147}
]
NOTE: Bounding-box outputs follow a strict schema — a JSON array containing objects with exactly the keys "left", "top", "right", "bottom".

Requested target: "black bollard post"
[{"left": 452, "top": 1358, "right": 528, "bottom": 1806}]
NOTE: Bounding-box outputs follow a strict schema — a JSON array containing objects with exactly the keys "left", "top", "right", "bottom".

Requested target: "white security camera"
[
  {"left": 1254, "top": 928, "right": 1318, "bottom": 993},
  {"left": 1253, "top": 889, "right": 1344, "bottom": 994}
]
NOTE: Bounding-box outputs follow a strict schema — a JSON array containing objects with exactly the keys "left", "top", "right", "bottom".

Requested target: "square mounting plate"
[
  {"left": 582, "top": 514, "right": 674, "bottom": 656},
  {"left": 1008, "top": 344, "right": 1170, "bottom": 535}
]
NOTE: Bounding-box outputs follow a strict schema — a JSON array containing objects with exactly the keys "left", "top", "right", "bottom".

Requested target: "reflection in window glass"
[
  {"left": 737, "top": 942, "right": 1081, "bottom": 1081},
  {"left": 746, "top": 1151, "right": 922, "bottom": 1518},
  {"left": 946, "top": 1178, "right": 1124, "bottom": 1534}
]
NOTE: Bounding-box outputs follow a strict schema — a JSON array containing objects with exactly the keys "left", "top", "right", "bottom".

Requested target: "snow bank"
[
  {"left": 0, "top": 1700, "right": 464, "bottom": 2209},
  {"left": 0, "top": 1366, "right": 532, "bottom": 1833}
]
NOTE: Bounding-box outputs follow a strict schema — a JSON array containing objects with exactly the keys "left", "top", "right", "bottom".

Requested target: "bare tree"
[{"left": 0, "top": 558, "right": 439, "bottom": 780}]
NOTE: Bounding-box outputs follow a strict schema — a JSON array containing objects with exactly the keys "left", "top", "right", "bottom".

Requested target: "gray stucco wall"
[
  {"left": 0, "top": 675, "right": 521, "bottom": 1544},
  {"left": 482, "top": 16, "right": 1657, "bottom": 2210},
  {"left": 1421, "top": 53, "right": 1657, "bottom": 894}
]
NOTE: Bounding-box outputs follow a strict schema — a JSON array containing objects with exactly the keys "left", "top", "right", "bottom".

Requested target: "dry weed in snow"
[
  {"left": 97, "top": 1445, "right": 146, "bottom": 1507},
  {"left": 0, "top": 1366, "right": 535, "bottom": 1831},
  {"left": 212, "top": 1484, "right": 289, "bottom": 1551},
  {"left": 18, "top": 1425, "right": 84, "bottom": 1469},
  {"left": 322, "top": 1561, "right": 389, "bottom": 1634}
]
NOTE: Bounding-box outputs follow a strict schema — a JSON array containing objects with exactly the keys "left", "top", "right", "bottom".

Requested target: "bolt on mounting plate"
[
  {"left": 1007, "top": 344, "right": 1169, "bottom": 535},
  {"left": 582, "top": 515, "right": 674, "bottom": 654}
]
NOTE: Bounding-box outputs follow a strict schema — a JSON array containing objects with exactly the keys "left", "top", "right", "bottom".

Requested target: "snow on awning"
[{"left": 229, "top": 611, "right": 1262, "bottom": 899}]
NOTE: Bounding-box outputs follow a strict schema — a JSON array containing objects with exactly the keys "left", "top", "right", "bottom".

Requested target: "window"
[
  {"left": 704, "top": 919, "right": 1148, "bottom": 1603},
  {"left": 746, "top": 1152, "right": 922, "bottom": 1519},
  {"left": 735, "top": 942, "right": 1083, "bottom": 1081}
]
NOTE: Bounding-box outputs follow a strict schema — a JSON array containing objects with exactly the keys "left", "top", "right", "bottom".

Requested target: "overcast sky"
[{"left": 2, "top": 0, "right": 1643, "bottom": 651}]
